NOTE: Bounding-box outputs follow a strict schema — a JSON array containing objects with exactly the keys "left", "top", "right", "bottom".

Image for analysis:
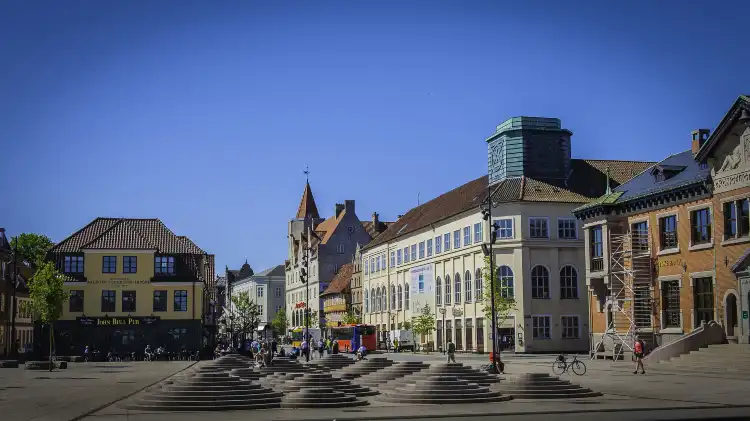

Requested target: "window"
[
  {"left": 397, "top": 285, "right": 403, "bottom": 310},
  {"left": 659, "top": 215, "right": 678, "bottom": 249},
  {"left": 410, "top": 244, "right": 417, "bottom": 261},
  {"left": 371, "top": 257, "right": 376, "bottom": 272},
  {"left": 437, "top": 320, "right": 443, "bottom": 349},
  {"left": 498, "top": 266, "right": 514, "bottom": 298},
  {"left": 475, "top": 268, "right": 483, "bottom": 301},
  {"left": 390, "top": 252, "right": 395, "bottom": 268},
  {"left": 561, "top": 316, "right": 580, "bottom": 339},
  {"left": 694, "top": 277, "right": 714, "bottom": 325},
  {"left": 404, "top": 247, "right": 410, "bottom": 263},
  {"left": 464, "top": 270, "right": 472, "bottom": 303},
  {"left": 558, "top": 219, "right": 577, "bottom": 239},
  {"left": 64, "top": 256, "right": 84, "bottom": 273},
  {"left": 122, "top": 291, "right": 136, "bottom": 312},
  {"left": 465, "top": 318, "right": 473, "bottom": 351},
  {"left": 102, "top": 256, "right": 117, "bottom": 273},
  {"left": 662, "top": 280, "right": 681, "bottom": 328},
  {"left": 529, "top": 218, "right": 549, "bottom": 239},
  {"left": 275, "top": 287, "right": 282, "bottom": 297},
  {"left": 376, "top": 256, "right": 381, "bottom": 272},
  {"left": 496, "top": 219, "right": 513, "bottom": 239},
  {"left": 476, "top": 318, "right": 484, "bottom": 349},
  {"left": 404, "top": 283, "right": 410, "bottom": 310},
  {"left": 454, "top": 230, "right": 461, "bottom": 249},
  {"left": 560, "top": 266, "right": 579, "bottom": 299},
  {"left": 155, "top": 256, "right": 175, "bottom": 275},
  {"left": 123, "top": 256, "right": 137, "bottom": 273},
  {"left": 418, "top": 272, "right": 425, "bottom": 293},
  {"left": 464, "top": 227, "right": 471, "bottom": 246},
  {"left": 391, "top": 285, "right": 396, "bottom": 310},
  {"left": 691, "top": 208, "right": 712, "bottom": 244},
  {"left": 444, "top": 275, "right": 451, "bottom": 305},
  {"left": 454, "top": 273, "right": 461, "bottom": 304},
  {"left": 446, "top": 320, "right": 452, "bottom": 346},
  {"left": 435, "top": 236, "right": 442, "bottom": 254},
  {"left": 455, "top": 319, "right": 463, "bottom": 350},
  {"left": 174, "top": 290, "right": 188, "bottom": 312},
  {"left": 531, "top": 266, "right": 549, "bottom": 299},
  {"left": 419, "top": 242, "right": 425, "bottom": 259},
  {"left": 590, "top": 226, "right": 604, "bottom": 271},
  {"left": 631, "top": 221, "right": 649, "bottom": 252},
  {"left": 69, "top": 290, "right": 84, "bottom": 312},
  {"left": 257, "top": 286, "right": 264, "bottom": 298},
  {"left": 436, "top": 277, "right": 442, "bottom": 306},
  {"left": 365, "top": 259, "right": 369, "bottom": 274},
  {"left": 474, "top": 222, "right": 483, "bottom": 243},
  {"left": 370, "top": 288, "right": 375, "bottom": 312},
  {"left": 724, "top": 198, "right": 750, "bottom": 240},
  {"left": 444, "top": 233, "right": 451, "bottom": 251},
  {"left": 397, "top": 249, "right": 402, "bottom": 265},
  {"left": 364, "top": 289, "right": 369, "bottom": 313},
  {"left": 101, "top": 290, "right": 116, "bottom": 313},
  {"left": 532, "top": 315, "right": 551, "bottom": 339},
  {"left": 634, "top": 286, "right": 651, "bottom": 328},
  {"left": 427, "top": 239, "right": 433, "bottom": 257},
  {"left": 153, "top": 290, "right": 167, "bottom": 312}
]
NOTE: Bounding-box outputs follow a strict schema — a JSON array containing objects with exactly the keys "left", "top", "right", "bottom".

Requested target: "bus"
[
  {"left": 330, "top": 324, "right": 376, "bottom": 353},
  {"left": 289, "top": 327, "right": 321, "bottom": 348}
]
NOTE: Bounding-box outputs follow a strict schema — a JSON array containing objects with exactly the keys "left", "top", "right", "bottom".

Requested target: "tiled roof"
[
  {"left": 296, "top": 182, "right": 320, "bottom": 219},
  {"left": 363, "top": 175, "right": 490, "bottom": 250},
  {"left": 253, "top": 264, "right": 286, "bottom": 277},
  {"left": 50, "top": 218, "right": 205, "bottom": 254},
  {"left": 362, "top": 221, "right": 393, "bottom": 239},
  {"left": 321, "top": 263, "right": 353, "bottom": 296}
]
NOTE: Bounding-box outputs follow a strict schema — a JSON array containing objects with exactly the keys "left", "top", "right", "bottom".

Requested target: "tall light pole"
[
  {"left": 300, "top": 222, "right": 311, "bottom": 362},
  {"left": 10, "top": 237, "right": 19, "bottom": 358},
  {"left": 439, "top": 307, "right": 446, "bottom": 353},
  {"left": 481, "top": 186, "right": 500, "bottom": 374}
]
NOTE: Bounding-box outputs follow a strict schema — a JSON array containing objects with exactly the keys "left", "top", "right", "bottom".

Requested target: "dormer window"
[
  {"left": 651, "top": 165, "right": 686, "bottom": 183},
  {"left": 155, "top": 256, "right": 175, "bottom": 275}
]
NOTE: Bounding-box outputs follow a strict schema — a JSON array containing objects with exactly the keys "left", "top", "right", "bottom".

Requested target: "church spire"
[
  {"left": 605, "top": 166, "right": 612, "bottom": 195},
  {"left": 296, "top": 181, "right": 320, "bottom": 220}
]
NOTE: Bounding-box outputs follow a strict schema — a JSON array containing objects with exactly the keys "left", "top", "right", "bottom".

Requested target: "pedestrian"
[
  {"left": 446, "top": 339, "right": 456, "bottom": 363},
  {"left": 301, "top": 338, "right": 309, "bottom": 360},
  {"left": 332, "top": 339, "right": 340, "bottom": 355},
  {"left": 272, "top": 339, "right": 278, "bottom": 356},
  {"left": 394, "top": 338, "right": 399, "bottom": 353},
  {"left": 318, "top": 338, "right": 325, "bottom": 359},
  {"left": 84, "top": 345, "right": 90, "bottom": 362},
  {"left": 633, "top": 336, "right": 646, "bottom": 374}
]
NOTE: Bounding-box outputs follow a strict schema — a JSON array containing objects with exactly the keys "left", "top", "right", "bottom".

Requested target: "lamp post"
[
  {"left": 438, "top": 307, "right": 446, "bottom": 353},
  {"left": 481, "top": 187, "right": 500, "bottom": 374},
  {"left": 10, "top": 237, "right": 19, "bottom": 358}
]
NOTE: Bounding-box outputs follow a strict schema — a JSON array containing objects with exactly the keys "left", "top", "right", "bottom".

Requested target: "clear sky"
[{"left": 1, "top": 0, "right": 748, "bottom": 274}]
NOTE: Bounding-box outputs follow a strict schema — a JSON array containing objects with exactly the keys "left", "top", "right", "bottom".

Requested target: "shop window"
[
  {"left": 174, "top": 290, "right": 188, "bottom": 312},
  {"left": 102, "top": 256, "right": 117, "bottom": 274},
  {"left": 455, "top": 319, "right": 463, "bottom": 350},
  {"left": 476, "top": 318, "right": 484, "bottom": 348},
  {"left": 465, "top": 318, "right": 473, "bottom": 351},
  {"left": 121, "top": 329, "right": 135, "bottom": 345}
]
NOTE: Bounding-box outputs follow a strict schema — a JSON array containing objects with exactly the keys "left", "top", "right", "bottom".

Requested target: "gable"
[{"left": 709, "top": 122, "right": 750, "bottom": 194}]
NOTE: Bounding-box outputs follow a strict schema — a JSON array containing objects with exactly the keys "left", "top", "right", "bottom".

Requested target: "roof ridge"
[
  {"left": 576, "top": 158, "right": 657, "bottom": 164},
  {"left": 518, "top": 177, "right": 526, "bottom": 200},
  {"left": 79, "top": 218, "right": 125, "bottom": 249},
  {"left": 50, "top": 217, "right": 117, "bottom": 252},
  {"left": 123, "top": 219, "right": 159, "bottom": 250}
]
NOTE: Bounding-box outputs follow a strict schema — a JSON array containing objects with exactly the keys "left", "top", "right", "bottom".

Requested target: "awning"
[{"left": 257, "top": 324, "right": 267, "bottom": 331}]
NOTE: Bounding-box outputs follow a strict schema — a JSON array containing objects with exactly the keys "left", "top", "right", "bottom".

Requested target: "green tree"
[
  {"left": 481, "top": 255, "right": 517, "bottom": 346},
  {"left": 230, "top": 291, "right": 262, "bottom": 341},
  {"left": 410, "top": 304, "right": 436, "bottom": 353},
  {"left": 341, "top": 310, "right": 361, "bottom": 325},
  {"left": 29, "top": 261, "right": 67, "bottom": 371},
  {"left": 10, "top": 233, "right": 55, "bottom": 266},
  {"left": 270, "top": 310, "right": 288, "bottom": 338}
]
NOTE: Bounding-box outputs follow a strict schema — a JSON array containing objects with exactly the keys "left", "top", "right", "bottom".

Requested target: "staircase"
[{"left": 655, "top": 343, "right": 750, "bottom": 374}]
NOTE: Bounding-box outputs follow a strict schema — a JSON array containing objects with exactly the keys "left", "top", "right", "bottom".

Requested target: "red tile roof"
[
  {"left": 321, "top": 263, "right": 353, "bottom": 296},
  {"left": 296, "top": 182, "right": 320, "bottom": 219}
]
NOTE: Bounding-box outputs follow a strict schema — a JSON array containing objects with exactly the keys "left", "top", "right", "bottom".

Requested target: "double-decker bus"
[
  {"left": 289, "top": 327, "right": 321, "bottom": 348},
  {"left": 330, "top": 324, "right": 376, "bottom": 353}
]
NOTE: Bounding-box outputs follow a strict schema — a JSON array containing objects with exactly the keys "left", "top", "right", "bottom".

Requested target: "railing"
[{"left": 591, "top": 257, "right": 604, "bottom": 272}]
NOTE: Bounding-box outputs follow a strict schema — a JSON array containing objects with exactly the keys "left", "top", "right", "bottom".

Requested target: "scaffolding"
[{"left": 603, "top": 230, "right": 655, "bottom": 361}]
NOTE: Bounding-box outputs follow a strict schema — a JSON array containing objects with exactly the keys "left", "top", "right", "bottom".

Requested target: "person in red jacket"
[{"left": 633, "top": 337, "right": 646, "bottom": 374}]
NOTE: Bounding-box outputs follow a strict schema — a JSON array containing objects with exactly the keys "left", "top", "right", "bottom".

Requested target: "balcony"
[
  {"left": 324, "top": 303, "right": 347, "bottom": 312},
  {"left": 591, "top": 257, "right": 604, "bottom": 272}
]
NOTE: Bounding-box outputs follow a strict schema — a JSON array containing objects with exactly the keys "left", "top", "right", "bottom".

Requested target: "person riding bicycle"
[{"left": 356, "top": 344, "right": 367, "bottom": 361}]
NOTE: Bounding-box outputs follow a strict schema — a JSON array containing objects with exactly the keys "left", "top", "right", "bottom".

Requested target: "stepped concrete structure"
[
  {"left": 380, "top": 362, "right": 498, "bottom": 390},
  {"left": 655, "top": 343, "right": 750, "bottom": 374},
  {"left": 261, "top": 372, "right": 306, "bottom": 389},
  {"left": 492, "top": 373, "right": 600, "bottom": 399},
  {"left": 120, "top": 370, "right": 282, "bottom": 411},
  {"left": 198, "top": 354, "right": 252, "bottom": 371},
  {"left": 307, "top": 354, "right": 356, "bottom": 370},
  {"left": 354, "top": 361, "right": 429, "bottom": 388},
  {"left": 281, "top": 388, "right": 369, "bottom": 408},
  {"left": 280, "top": 372, "right": 378, "bottom": 397},
  {"left": 378, "top": 375, "right": 512, "bottom": 404},
  {"left": 337, "top": 357, "right": 396, "bottom": 380},
  {"left": 229, "top": 356, "right": 317, "bottom": 382}
]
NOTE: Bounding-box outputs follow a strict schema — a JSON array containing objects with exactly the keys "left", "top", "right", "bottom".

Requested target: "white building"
[
  {"left": 230, "top": 265, "right": 286, "bottom": 338},
  {"left": 361, "top": 117, "right": 649, "bottom": 353}
]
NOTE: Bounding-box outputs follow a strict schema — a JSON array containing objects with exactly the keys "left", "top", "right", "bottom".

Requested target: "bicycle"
[{"left": 552, "top": 353, "right": 587, "bottom": 375}]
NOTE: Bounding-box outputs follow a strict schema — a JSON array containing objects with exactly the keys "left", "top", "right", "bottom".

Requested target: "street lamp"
[{"left": 481, "top": 189, "right": 501, "bottom": 374}]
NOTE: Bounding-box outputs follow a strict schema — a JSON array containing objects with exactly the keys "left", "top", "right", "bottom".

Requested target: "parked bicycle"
[{"left": 552, "top": 353, "right": 587, "bottom": 375}]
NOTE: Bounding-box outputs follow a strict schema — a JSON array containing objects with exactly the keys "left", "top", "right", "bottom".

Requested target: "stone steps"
[
  {"left": 380, "top": 363, "right": 499, "bottom": 390},
  {"left": 354, "top": 361, "right": 429, "bottom": 388},
  {"left": 492, "top": 373, "right": 600, "bottom": 399},
  {"left": 378, "top": 375, "right": 511, "bottom": 404},
  {"left": 305, "top": 354, "right": 356, "bottom": 371},
  {"left": 280, "top": 372, "right": 378, "bottom": 397},
  {"left": 281, "top": 387, "right": 369, "bottom": 408},
  {"left": 337, "top": 357, "right": 395, "bottom": 380}
]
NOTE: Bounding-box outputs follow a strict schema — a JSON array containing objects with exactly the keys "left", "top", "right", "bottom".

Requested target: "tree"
[
  {"left": 230, "top": 291, "right": 262, "bottom": 342},
  {"left": 10, "top": 233, "right": 55, "bottom": 266},
  {"left": 29, "top": 261, "right": 67, "bottom": 371},
  {"left": 410, "top": 304, "right": 436, "bottom": 353},
  {"left": 341, "top": 310, "right": 361, "bottom": 325},
  {"left": 270, "top": 310, "right": 288, "bottom": 338},
  {"left": 481, "top": 255, "right": 517, "bottom": 347},
  {"left": 304, "top": 310, "right": 319, "bottom": 329}
]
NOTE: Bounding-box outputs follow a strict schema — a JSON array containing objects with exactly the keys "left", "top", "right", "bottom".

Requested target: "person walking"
[
  {"left": 446, "top": 339, "right": 456, "bottom": 363},
  {"left": 301, "top": 338, "right": 309, "bottom": 360},
  {"left": 633, "top": 336, "right": 646, "bottom": 374},
  {"left": 317, "top": 338, "right": 325, "bottom": 359}
]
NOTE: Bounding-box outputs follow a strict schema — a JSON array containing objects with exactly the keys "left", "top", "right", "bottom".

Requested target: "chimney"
[
  {"left": 335, "top": 203, "right": 344, "bottom": 218},
  {"left": 372, "top": 212, "right": 379, "bottom": 226},
  {"left": 344, "top": 200, "right": 355, "bottom": 214},
  {"left": 691, "top": 129, "right": 710, "bottom": 155}
]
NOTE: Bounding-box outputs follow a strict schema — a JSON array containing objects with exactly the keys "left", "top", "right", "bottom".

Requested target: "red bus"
[{"left": 330, "top": 324, "right": 376, "bottom": 353}]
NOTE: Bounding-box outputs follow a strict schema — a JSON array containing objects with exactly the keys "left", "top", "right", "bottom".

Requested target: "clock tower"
[{"left": 486, "top": 117, "right": 573, "bottom": 185}]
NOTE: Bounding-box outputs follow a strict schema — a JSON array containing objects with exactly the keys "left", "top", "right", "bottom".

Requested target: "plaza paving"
[{"left": 2, "top": 354, "right": 749, "bottom": 421}]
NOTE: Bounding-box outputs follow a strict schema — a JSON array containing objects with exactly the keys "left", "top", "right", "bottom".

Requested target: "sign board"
[
  {"left": 410, "top": 264, "right": 434, "bottom": 301},
  {"left": 76, "top": 316, "right": 160, "bottom": 326},
  {"left": 88, "top": 279, "right": 150, "bottom": 287},
  {"left": 743, "top": 311, "right": 748, "bottom": 320}
]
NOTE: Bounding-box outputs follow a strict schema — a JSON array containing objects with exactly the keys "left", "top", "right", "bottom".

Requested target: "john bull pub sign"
[{"left": 77, "top": 316, "right": 160, "bottom": 326}]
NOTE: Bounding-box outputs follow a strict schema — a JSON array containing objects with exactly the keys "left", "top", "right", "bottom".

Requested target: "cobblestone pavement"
[{"left": 0, "top": 361, "right": 195, "bottom": 421}]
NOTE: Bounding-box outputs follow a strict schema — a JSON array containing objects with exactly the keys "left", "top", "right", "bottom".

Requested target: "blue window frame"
[{"left": 103, "top": 256, "right": 117, "bottom": 274}]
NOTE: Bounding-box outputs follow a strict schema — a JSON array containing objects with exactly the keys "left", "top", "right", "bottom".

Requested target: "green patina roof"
[{"left": 573, "top": 191, "right": 623, "bottom": 212}]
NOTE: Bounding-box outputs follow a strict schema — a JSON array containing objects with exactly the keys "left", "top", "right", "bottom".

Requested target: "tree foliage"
[
  {"left": 410, "top": 304, "right": 436, "bottom": 345},
  {"left": 230, "top": 290, "right": 262, "bottom": 340},
  {"left": 271, "top": 310, "right": 288, "bottom": 336},
  {"left": 341, "top": 310, "right": 361, "bottom": 325},
  {"left": 29, "top": 261, "right": 67, "bottom": 371},
  {"left": 10, "top": 233, "right": 55, "bottom": 266},
  {"left": 481, "top": 255, "right": 517, "bottom": 327}
]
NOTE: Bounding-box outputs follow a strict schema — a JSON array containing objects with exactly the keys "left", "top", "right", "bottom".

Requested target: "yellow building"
[{"left": 43, "top": 218, "right": 213, "bottom": 357}]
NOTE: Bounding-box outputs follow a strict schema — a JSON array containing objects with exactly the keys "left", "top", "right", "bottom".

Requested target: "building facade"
[
  {"left": 0, "top": 228, "right": 35, "bottom": 357},
  {"left": 43, "top": 218, "right": 213, "bottom": 356},
  {"left": 575, "top": 95, "right": 750, "bottom": 352},
  {"left": 321, "top": 263, "right": 354, "bottom": 328},
  {"left": 361, "top": 117, "right": 651, "bottom": 353},
  {"left": 349, "top": 245, "right": 364, "bottom": 318},
  {"left": 229, "top": 264, "right": 285, "bottom": 338}
]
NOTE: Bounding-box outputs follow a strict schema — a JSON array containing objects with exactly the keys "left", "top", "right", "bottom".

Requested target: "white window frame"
[
  {"left": 390, "top": 251, "right": 396, "bottom": 268},
  {"left": 474, "top": 222, "right": 483, "bottom": 243},
  {"left": 410, "top": 244, "right": 417, "bottom": 261},
  {"left": 444, "top": 233, "right": 451, "bottom": 251},
  {"left": 275, "top": 287, "right": 282, "bottom": 297},
  {"left": 435, "top": 236, "right": 442, "bottom": 253},
  {"left": 419, "top": 241, "right": 425, "bottom": 259},
  {"left": 529, "top": 217, "right": 550, "bottom": 239},
  {"left": 463, "top": 226, "right": 471, "bottom": 246},
  {"left": 531, "top": 315, "right": 552, "bottom": 340},
  {"left": 495, "top": 218, "right": 514, "bottom": 239},
  {"left": 557, "top": 218, "right": 578, "bottom": 240},
  {"left": 427, "top": 239, "right": 433, "bottom": 257},
  {"left": 337, "top": 243, "right": 345, "bottom": 254},
  {"left": 257, "top": 286, "right": 264, "bottom": 298},
  {"left": 454, "top": 230, "right": 461, "bottom": 249},
  {"left": 404, "top": 247, "right": 410, "bottom": 263},
  {"left": 560, "top": 315, "right": 581, "bottom": 339}
]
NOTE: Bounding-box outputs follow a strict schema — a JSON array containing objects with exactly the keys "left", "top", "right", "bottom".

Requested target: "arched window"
[
  {"left": 531, "top": 266, "right": 550, "bottom": 299},
  {"left": 391, "top": 285, "right": 396, "bottom": 310},
  {"left": 498, "top": 266, "right": 514, "bottom": 298},
  {"left": 475, "top": 268, "right": 483, "bottom": 301},
  {"left": 560, "top": 266, "right": 579, "bottom": 299},
  {"left": 464, "top": 270, "right": 472, "bottom": 303},
  {"left": 454, "top": 273, "right": 461, "bottom": 304},
  {"left": 364, "top": 289, "right": 369, "bottom": 313},
  {"left": 436, "top": 277, "right": 442, "bottom": 306},
  {"left": 404, "top": 283, "right": 410, "bottom": 310},
  {"left": 370, "top": 288, "right": 376, "bottom": 313},
  {"left": 377, "top": 287, "right": 382, "bottom": 312},
  {"left": 397, "top": 285, "right": 403, "bottom": 310},
  {"left": 445, "top": 275, "right": 452, "bottom": 305}
]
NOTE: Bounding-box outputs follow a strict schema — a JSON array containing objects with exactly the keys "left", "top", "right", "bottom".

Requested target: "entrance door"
[
  {"left": 726, "top": 293, "right": 739, "bottom": 339},
  {"left": 498, "top": 327, "right": 515, "bottom": 351}
]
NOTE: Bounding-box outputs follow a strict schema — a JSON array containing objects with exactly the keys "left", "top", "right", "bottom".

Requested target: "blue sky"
[{"left": 1, "top": 0, "right": 748, "bottom": 274}]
